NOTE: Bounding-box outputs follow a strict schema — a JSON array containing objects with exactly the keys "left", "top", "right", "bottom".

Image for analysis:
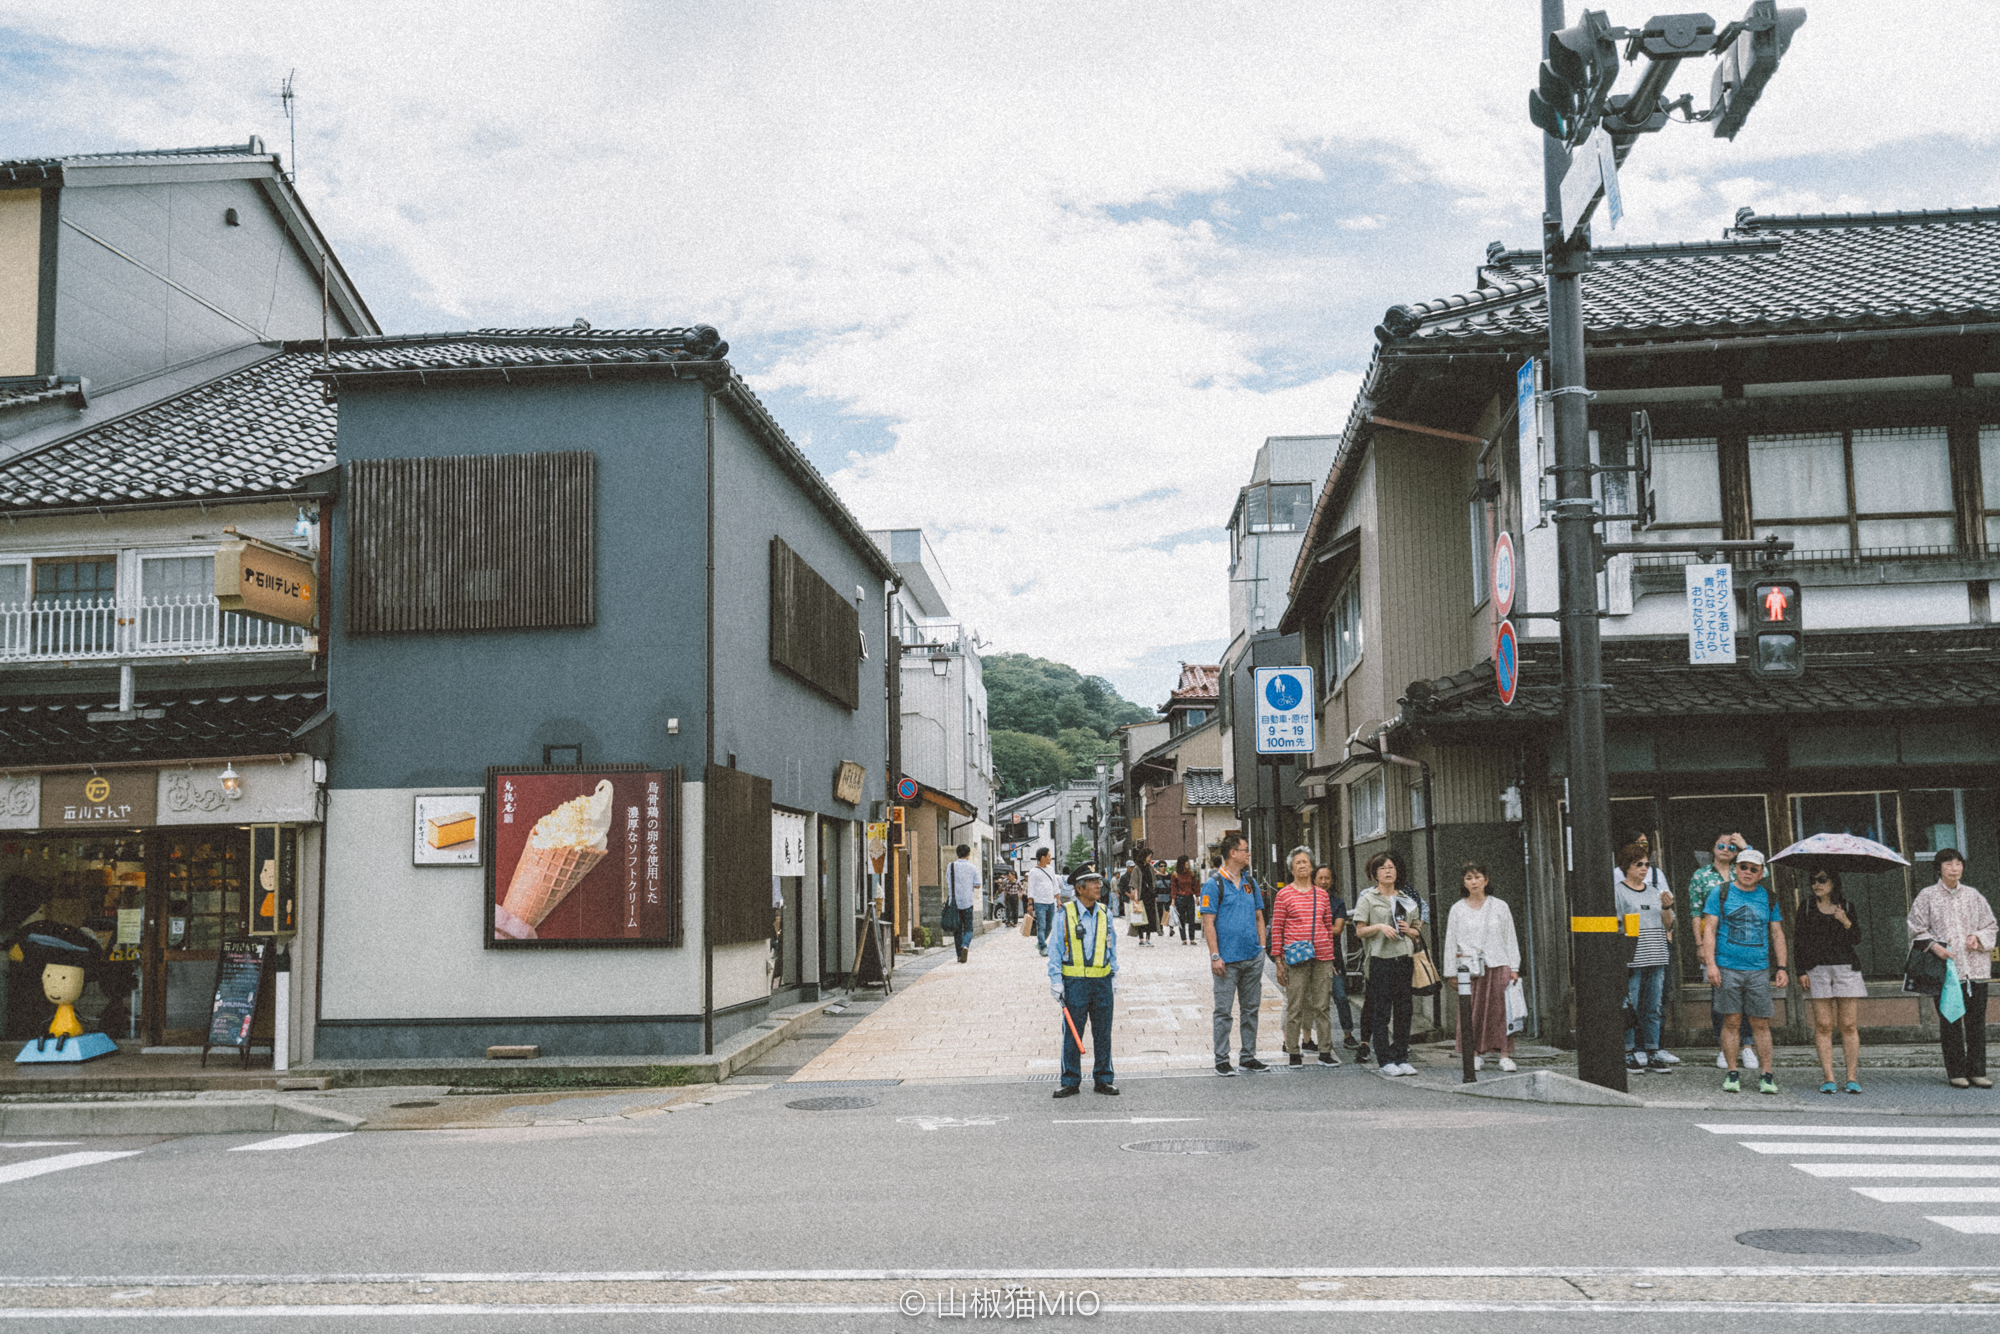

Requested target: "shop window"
[
  {"left": 1350, "top": 770, "right": 1385, "bottom": 841},
  {"left": 1663, "top": 793, "right": 1771, "bottom": 981},
  {"left": 770, "top": 537, "right": 861, "bottom": 711},
  {"left": 1905, "top": 789, "right": 1968, "bottom": 866},
  {"left": 1789, "top": 790, "right": 1906, "bottom": 978}
]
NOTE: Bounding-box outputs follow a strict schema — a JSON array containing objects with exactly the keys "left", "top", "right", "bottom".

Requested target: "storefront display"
[{"left": 10, "top": 922, "right": 120, "bottom": 1062}]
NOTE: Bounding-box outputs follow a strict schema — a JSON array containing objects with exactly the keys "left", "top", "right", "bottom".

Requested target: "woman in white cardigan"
[{"left": 1443, "top": 861, "right": 1523, "bottom": 1070}]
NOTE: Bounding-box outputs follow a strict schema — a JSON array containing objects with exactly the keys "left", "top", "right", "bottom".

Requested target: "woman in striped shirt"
[{"left": 1271, "top": 847, "right": 1341, "bottom": 1067}]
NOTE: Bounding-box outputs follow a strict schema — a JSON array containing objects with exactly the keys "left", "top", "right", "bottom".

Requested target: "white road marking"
[
  {"left": 1703, "top": 1124, "right": 2000, "bottom": 1139},
  {"left": 1796, "top": 1164, "right": 2000, "bottom": 1178},
  {"left": 0, "top": 1142, "right": 79, "bottom": 1149},
  {"left": 895, "top": 1116, "right": 1008, "bottom": 1131},
  {"left": 1933, "top": 1219, "right": 2000, "bottom": 1235},
  {"left": 1052, "top": 1117, "right": 1204, "bottom": 1124},
  {"left": 1743, "top": 1142, "right": 2000, "bottom": 1157},
  {"left": 1855, "top": 1187, "right": 2000, "bottom": 1203},
  {"left": 228, "top": 1133, "right": 352, "bottom": 1153},
  {"left": 0, "top": 1151, "right": 141, "bottom": 1186}
]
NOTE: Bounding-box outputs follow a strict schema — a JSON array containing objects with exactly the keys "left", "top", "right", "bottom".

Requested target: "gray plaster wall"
[{"left": 55, "top": 177, "right": 354, "bottom": 391}]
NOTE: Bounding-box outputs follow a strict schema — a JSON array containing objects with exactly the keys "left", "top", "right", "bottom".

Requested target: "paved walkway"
[{"left": 788, "top": 912, "right": 1289, "bottom": 1083}]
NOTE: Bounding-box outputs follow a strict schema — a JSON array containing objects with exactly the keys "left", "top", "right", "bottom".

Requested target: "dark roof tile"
[{"left": 0, "top": 690, "right": 326, "bottom": 767}]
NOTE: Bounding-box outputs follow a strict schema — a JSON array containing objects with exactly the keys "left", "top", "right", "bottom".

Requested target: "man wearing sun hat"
[{"left": 1701, "top": 846, "right": 1790, "bottom": 1094}]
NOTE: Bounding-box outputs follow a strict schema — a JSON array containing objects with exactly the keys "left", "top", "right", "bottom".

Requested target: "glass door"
[
  {"left": 154, "top": 830, "right": 249, "bottom": 1043},
  {"left": 1663, "top": 794, "right": 1772, "bottom": 981},
  {"left": 1789, "top": 791, "right": 1907, "bottom": 978}
]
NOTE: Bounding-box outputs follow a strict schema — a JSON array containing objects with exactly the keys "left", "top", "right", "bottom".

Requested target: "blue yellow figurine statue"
[{"left": 11, "top": 923, "right": 119, "bottom": 1063}]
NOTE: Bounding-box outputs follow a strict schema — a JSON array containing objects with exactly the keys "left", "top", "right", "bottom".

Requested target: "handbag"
[
  {"left": 1902, "top": 940, "right": 1948, "bottom": 997},
  {"left": 940, "top": 900, "right": 961, "bottom": 935},
  {"left": 1505, "top": 978, "right": 1527, "bottom": 1034},
  {"left": 1020, "top": 912, "right": 1035, "bottom": 938},
  {"left": 1283, "top": 939, "right": 1316, "bottom": 966},
  {"left": 1410, "top": 928, "right": 1442, "bottom": 996}
]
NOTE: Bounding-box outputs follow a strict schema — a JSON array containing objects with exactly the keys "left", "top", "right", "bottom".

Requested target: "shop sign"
[
  {"left": 773, "top": 810, "right": 807, "bottom": 878},
  {"left": 866, "top": 822, "right": 889, "bottom": 875},
  {"left": 0, "top": 774, "right": 37, "bottom": 831},
  {"left": 214, "top": 539, "right": 317, "bottom": 626},
  {"left": 833, "top": 760, "right": 866, "bottom": 806},
  {"left": 487, "top": 767, "right": 673, "bottom": 947},
  {"left": 413, "top": 794, "right": 482, "bottom": 867},
  {"left": 43, "top": 771, "right": 157, "bottom": 827}
]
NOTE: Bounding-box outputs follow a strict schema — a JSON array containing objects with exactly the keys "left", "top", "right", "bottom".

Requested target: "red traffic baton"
[{"left": 1060, "top": 999, "right": 1086, "bottom": 1051}]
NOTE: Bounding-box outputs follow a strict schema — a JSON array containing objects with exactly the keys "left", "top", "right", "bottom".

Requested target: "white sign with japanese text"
[
  {"left": 773, "top": 809, "right": 808, "bottom": 877},
  {"left": 1253, "top": 666, "right": 1316, "bottom": 755},
  {"left": 1686, "top": 563, "right": 1737, "bottom": 664}
]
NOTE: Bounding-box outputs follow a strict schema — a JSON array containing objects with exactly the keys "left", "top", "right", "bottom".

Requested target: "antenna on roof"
[{"left": 280, "top": 69, "right": 298, "bottom": 185}]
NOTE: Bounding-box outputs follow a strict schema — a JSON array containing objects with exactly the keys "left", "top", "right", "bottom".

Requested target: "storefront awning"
[{"left": 0, "top": 690, "right": 328, "bottom": 768}]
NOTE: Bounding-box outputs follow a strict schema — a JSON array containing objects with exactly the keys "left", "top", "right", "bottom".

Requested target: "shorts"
[
  {"left": 1805, "top": 963, "right": 1867, "bottom": 999},
  {"left": 1715, "top": 967, "right": 1773, "bottom": 1019}
]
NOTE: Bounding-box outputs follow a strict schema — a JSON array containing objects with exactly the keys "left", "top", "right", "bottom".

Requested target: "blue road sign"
[
  {"left": 1496, "top": 619, "right": 1519, "bottom": 707},
  {"left": 1253, "top": 666, "right": 1315, "bottom": 756}
]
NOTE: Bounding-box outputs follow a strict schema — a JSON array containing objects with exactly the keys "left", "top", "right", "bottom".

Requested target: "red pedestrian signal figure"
[{"left": 1750, "top": 578, "right": 1803, "bottom": 678}]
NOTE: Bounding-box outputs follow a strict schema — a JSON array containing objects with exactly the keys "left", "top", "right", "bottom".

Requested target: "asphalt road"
[{"left": 4, "top": 1062, "right": 2000, "bottom": 1330}]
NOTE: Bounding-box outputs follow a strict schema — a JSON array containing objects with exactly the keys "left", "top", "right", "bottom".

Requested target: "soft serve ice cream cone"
[{"left": 501, "top": 780, "right": 614, "bottom": 929}]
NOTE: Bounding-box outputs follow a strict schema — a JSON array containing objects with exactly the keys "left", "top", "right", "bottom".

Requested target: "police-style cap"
[{"left": 1072, "top": 870, "right": 1105, "bottom": 885}]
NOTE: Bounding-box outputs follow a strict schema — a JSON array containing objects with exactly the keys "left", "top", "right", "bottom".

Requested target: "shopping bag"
[
  {"left": 1941, "top": 959, "right": 1967, "bottom": 1024},
  {"left": 1504, "top": 978, "right": 1527, "bottom": 1034}
]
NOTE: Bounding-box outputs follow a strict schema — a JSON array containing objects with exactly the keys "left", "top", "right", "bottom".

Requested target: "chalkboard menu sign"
[{"left": 202, "top": 940, "right": 267, "bottom": 1068}]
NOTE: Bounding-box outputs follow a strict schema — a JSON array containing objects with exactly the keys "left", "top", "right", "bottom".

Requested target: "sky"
[{"left": 3, "top": 1, "right": 1997, "bottom": 710}]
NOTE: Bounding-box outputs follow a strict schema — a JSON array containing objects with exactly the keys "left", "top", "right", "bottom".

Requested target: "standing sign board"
[
  {"left": 1686, "top": 564, "right": 1737, "bottom": 664},
  {"left": 1492, "top": 531, "right": 1516, "bottom": 620},
  {"left": 1252, "top": 666, "right": 1315, "bottom": 756},
  {"left": 1496, "top": 620, "right": 1519, "bottom": 707},
  {"left": 201, "top": 939, "right": 267, "bottom": 1068}
]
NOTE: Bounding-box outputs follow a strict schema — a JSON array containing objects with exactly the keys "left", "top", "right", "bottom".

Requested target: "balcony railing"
[{"left": 0, "top": 596, "right": 307, "bottom": 662}]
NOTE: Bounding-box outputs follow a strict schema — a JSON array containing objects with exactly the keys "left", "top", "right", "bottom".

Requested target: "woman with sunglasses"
[{"left": 1796, "top": 869, "right": 1864, "bottom": 1093}]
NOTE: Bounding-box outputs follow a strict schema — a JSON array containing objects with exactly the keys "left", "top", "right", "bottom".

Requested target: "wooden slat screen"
[
  {"left": 346, "top": 451, "right": 594, "bottom": 633},
  {"left": 769, "top": 537, "right": 860, "bottom": 710},
  {"left": 704, "top": 763, "right": 773, "bottom": 947}
]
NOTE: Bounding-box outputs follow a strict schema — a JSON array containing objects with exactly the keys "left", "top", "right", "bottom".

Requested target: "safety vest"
[{"left": 1061, "top": 901, "right": 1113, "bottom": 978}]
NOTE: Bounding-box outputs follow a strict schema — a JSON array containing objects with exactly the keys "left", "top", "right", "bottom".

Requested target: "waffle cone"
[{"left": 502, "top": 842, "right": 606, "bottom": 928}]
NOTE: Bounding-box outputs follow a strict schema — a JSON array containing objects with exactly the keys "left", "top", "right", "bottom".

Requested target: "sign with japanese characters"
[
  {"left": 214, "top": 539, "right": 317, "bottom": 626},
  {"left": 1685, "top": 563, "right": 1737, "bottom": 665},
  {"left": 413, "top": 794, "right": 482, "bottom": 866},
  {"left": 43, "top": 770, "right": 157, "bottom": 827},
  {"left": 487, "top": 767, "right": 672, "bottom": 947},
  {"left": 1253, "top": 666, "right": 1315, "bottom": 756},
  {"left": 772, "top": 809, "right": 807, "bottom": 877}
]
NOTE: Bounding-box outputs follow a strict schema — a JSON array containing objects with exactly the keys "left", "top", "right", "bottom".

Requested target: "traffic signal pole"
[{"left": 1542, "top": 0, "right": 1627, "bottom": 1094}]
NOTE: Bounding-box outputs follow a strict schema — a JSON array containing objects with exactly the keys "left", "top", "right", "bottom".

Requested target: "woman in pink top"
[
  {"left": 1909, "top": 848, "right": 1998, "bottom": 1089},
  {"left": 1271, "top": 847, "right": 1341, "bottom": 1067}
]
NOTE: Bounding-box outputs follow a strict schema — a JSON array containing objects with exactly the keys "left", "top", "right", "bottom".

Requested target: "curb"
[{"left": 0, "top": 1098, "right": 366, "bottom": 1136}]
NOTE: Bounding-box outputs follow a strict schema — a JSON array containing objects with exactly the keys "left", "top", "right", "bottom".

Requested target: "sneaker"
[
  {"left": 1343, "top": 1033, "right": 1360, "bottom": 1050},
  {"left": 1355, "top": 1044, "right": 1372, "bottom": 1063},
  {"left": 1652, "top": 1050, "right": 1680, "bottom": 1065},
  {"left": 1715, "top": 1051, "right": 1730, "bottom": 1070},
  {"left": 1722, "top": 1070, "right": 1742, "bottom": 1093},
  {"left": 1239, "top": 1056, "right": 1269, "bottom": 1072},
  {"left": 1742, "top": 1047, "right": 1759, "bottom": 1070},
  {"left": 1319, "top": 1051, "right": 1340, "bottom": 1067},
  {"left": 1951, "top": 1077, "right": 1972, "bottom": 1089},
  {"left": 1759, "top": 1073, "right": 1777, "bottom": 1095},
  {"left": 1397, "top": 1063, "right": 1419, "bottom": 1077},
  {"left": 1820, "top": 1081, "right": 1837, "bottom": 1094},
  {"left": 1378, "top": 1064, "right": 1401, "bottom": 1078},
  {"left": 1302, "top": 1040, "right": 1318, "bottom": 1052},
  {"left": 1974, "top": 1077, "right": 1994, "bottom": 1089},
  {"left": 1498, "top": 1057, "right": 1517, "bottom": 1072},
  {"left": 1214, "top": 1062, "right": 1235, "bottom": 1077},
  {"left": 1626, "top": 1052, "right": 1644, "bottom": 1072},
  {"left": 1288, "top": 1053, "right": 1304, "bottom": 1067},
  {"left": 1845, "top": 1081, "right": 1862, "bottom": 1095},
  {"left": 1473, "top": 1055, "right": 1484, "bottom": 1071}
]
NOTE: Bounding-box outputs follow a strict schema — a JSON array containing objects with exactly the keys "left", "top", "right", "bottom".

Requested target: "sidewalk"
[{"left": 787, "top": 910, "right": 1288, "bottom": 1084}]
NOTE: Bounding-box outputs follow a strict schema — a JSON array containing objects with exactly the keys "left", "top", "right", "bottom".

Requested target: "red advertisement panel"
[{"left": 488, "top": 769, "right": 668, "bottom": 946}]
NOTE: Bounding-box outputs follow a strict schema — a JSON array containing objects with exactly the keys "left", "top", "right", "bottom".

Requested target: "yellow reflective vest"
[{"left": 1060, "top": 901, "right": 1113, "bottom": 978}]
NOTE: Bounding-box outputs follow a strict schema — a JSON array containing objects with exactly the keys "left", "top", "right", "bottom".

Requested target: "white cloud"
[{"left": 0, "top": 0, "right": 1991, "bottom": 705}]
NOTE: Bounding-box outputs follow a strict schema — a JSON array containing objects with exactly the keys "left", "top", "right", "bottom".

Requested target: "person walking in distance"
[
  {"left": 1690, "top": 831, "right": 1759, "bottom": 1072},
  {"left": 1444, "top": 861, "right": 1522, "bottom": 1073},
  {"left": 1354, "top": 851, "right": 1421, "bottom": 1077},
  {"left": 1201, "top": 832, "right": 1269, "bottom": 1076},
  {"left": 1048, "top": 868, "right": 1118, "bottom": 1098},
  {"left": 1701, "top": 847, "right": 1788, "bottom": 1094},
  {"left": 1271, "top": 847, "right": 1341, "bottom": 1067},
  {"left": 1171, "top": 857, "right": 1199, "bottom": 944},
  {"left": 1614, "top": 845, "right": 1675, "bottom": 1074},
  {"left": 1797, "top": 870, "right": 1865, "bottom": 1094},
  {"left": 1026, "top": 848, "right": 1065, "bottom": 958},
  {"left": 1909, "top": 849, "right": 1997, "bottom": 1090},
  {"left": 1002, "top": 872, "right": 1021, "bottom": 928},
  {"left": 945, "top": 844, "right": 979, "bottom": 964}
]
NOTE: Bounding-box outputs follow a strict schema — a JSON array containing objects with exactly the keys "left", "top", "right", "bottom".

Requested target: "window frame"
[
  {"left": 1322, "top": 571, "right": 1364, "bottom": 685},
  {"left": 1350, "top": 769, "right": 1386, "bottom": 842}
]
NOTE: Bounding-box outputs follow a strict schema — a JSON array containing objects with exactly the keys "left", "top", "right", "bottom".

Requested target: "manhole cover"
[
  {"left": 786, "top": 1096, "right": 878, "bottom": 1111},
  {"left": 389, "top": 1101, "right": 440, "bottom": 1109},
  {"left": 1122, "top": 1138, "right": 1257, "bottom": 1155},
  {"left": 1736, "top": 1229, "right": 1920, "bottom": 1256}
]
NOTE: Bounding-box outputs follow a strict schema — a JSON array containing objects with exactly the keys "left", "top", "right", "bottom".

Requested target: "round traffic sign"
[
  {"left": 1495, "top": 619, "right": 1519, "bottom": 707},
  {"left": 1492, "top": 530, "right": 1515, "bottom": 619},
  {"left": 1263, "top": 672, "right": 1303, "bottom": 711},
  {"left": 896, "top": 777, "right": 918, "bottom": 801}
]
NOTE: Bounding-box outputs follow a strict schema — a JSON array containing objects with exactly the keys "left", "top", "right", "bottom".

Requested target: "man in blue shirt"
[
  {"left": 1700, "top": 847, "right": 1790, "bottom": 1094},
  {"left": 1048, "top": 868, "right": 1117, "bottom": 1097},
  {"left": 1201, "top": 832, "right": 1269, "bottom": 1076}
]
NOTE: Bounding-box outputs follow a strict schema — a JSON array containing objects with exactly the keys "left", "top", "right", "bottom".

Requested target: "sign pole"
[{"left": 1542, "top": 0, "right": 1626, "bottom": 1093}]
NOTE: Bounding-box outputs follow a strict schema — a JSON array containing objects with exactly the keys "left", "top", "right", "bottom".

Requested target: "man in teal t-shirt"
[{"left": 1700, "top": 847, "right": 1789, "bottom": 1094}]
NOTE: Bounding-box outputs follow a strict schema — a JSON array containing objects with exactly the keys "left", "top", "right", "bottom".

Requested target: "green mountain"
[{"left": 984, "top": 653, "right": 1153, "bottom": 798}]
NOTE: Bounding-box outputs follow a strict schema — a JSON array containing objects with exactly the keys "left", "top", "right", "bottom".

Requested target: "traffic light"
[
  {"left": 1749, "top": 577, "right": 1803, "bottom": 677},
  {"left": 1529, "top": 10, "right": 1619, "bottom": 147},
  {"left": 1710, "top": 1, "right": 1806, "bottom": 140},
  {"left": 888, "top": 806, "right": 905, "bottom": 847}
]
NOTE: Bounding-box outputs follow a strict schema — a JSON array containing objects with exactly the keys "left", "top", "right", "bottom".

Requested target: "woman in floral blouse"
[{"left": 1909, "top": 848, "right": 1998, "bottom": 1090}]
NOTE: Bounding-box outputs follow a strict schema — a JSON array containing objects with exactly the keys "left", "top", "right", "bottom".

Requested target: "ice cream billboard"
[{"left": 487, "top": 769, "right": 671, "bottom": 946}]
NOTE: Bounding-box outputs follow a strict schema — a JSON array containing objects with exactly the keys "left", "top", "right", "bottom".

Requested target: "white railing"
[{"left": 0, "top": 596, "right": 307, "bottom": 662}]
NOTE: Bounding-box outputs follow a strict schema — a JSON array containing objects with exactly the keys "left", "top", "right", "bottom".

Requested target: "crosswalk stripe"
[
  {"left": 228, "top": 1134, "right": 352, "bottom": 1153},
  {"left": 1929, "top": 1217, "right": 2000, "bottom": 1235},
  {"left": 0, "top": 1143, "right": 79, "bottom": 1149},
  {"left": 1855, "top": 1188, "right": 2000, "bottom": 1203},
  {"left": 0, "top": 1151, "right": 141, "bottom": 1185},
  {"left": 1742, "top": 1143, "right": 2000, "bottom": 1157},
  {"left": 1795, "top": 1164, "right": 2000, "bottom": 1178},
  {"left": 1702, "top": 1124, "right": 2000, "bottom": 1139}
]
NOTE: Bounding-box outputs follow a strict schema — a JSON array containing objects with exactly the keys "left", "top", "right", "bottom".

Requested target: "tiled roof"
[
  {"left": 0, "top": 690, "right": 326, "bottom": 767},
  {"left": 1164, "top": 662, "right": 1221, "bottom": 707},
  {"left": 316, "top": 325, "right": 728, "bottom": 375},
  {"left": 1378, "top": 206, "right": 2000, "bottom": 349},
  {"left": 1183, "top": 768, "right": 1234, "bottom": 806},
  {"left": 0, "top": 379, "right": 79, "bottom": 410},
  {"left": 0, "top": 351, "right": 332, "bottom": 512},
  {"left": 1405, "top": 630, "right": 2000, "bottom": 731}
]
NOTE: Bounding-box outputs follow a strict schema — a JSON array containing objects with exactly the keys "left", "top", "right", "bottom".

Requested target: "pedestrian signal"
[
  {"left": 1749, "top": 577, "right": 1803, "bottom": 678},
  {"left": 888, "top": 806, "right": 905, "bottom": 847}
]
